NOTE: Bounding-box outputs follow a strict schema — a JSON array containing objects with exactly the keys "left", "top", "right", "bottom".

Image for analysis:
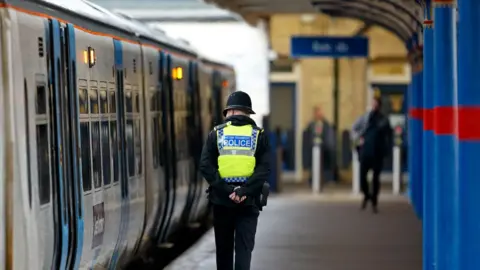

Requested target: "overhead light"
[{"left": 300, "top": 14, "right": 316, "bottom": 24}]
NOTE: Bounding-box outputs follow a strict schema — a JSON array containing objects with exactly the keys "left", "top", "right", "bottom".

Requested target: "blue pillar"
[
  {"left": 457, "top": 0, "right": 480, "bottom": 269},
  {"left": 422, "top": 16, "right": 436, "bottom": 270},
  {"left": 408, "top": 38, "right": 423, "bottom": 219},
  {"left": 406, "top": 44, "right": 416, "bottom": 211},
  {"left": 433, "top": 0, "right": 457, "bottom": 269},
  {"left": 416, "top": 51, "right": 424, "bottom": 219}
]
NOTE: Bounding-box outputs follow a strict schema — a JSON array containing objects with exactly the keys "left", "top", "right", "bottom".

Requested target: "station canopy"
[{"left": 203, "top": 0, "right": 424, "bottom": 44}]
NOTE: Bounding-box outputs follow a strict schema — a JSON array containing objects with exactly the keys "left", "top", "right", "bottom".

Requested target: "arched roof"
[{"left": 204, "top": 0, "right": 424, "bottom": 45}]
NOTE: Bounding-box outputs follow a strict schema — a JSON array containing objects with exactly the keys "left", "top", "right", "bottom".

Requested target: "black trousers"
[
  {"left": 360, "top": 157, "right": 383, "bottom": 206},
  {"left": 213, "top": 204, "right": 260, "bottom": 270}
]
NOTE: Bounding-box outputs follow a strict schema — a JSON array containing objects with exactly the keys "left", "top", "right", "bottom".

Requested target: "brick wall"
[
  {"left": 269, "top": 14, "right": 408, "bottom": 181},
  {"left": 270, "top": 14, "right": 407, "bottom": 132}
]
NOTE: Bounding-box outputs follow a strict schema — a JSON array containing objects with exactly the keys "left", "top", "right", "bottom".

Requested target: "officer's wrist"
[{"left": 234, "top": 187, "right": 247, "bottom": 197}]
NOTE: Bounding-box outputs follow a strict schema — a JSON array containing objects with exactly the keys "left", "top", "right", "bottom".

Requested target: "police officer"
[{"left": 199, "top": 90, "right": 270, "bottom": 270}]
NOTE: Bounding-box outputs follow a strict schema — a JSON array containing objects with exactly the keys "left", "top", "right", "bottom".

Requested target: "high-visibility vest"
[{"left": 215, "top": 121, "right": 261, "bottom": 183}]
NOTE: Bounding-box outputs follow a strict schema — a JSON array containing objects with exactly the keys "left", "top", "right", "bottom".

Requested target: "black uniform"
[{"left": 199, "top": 114, "right": 270, "bottom": 270}]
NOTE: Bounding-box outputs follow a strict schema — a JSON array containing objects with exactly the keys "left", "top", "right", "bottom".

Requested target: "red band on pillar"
[
  {"left": 457, "top": 107, "right": 480, "bottom": 140},
  {"left": 423, "top": 109, "right": 434, "bottom": 131},
  {"left": 432, "top": 0, "right": 454, "bottom": 3},
  {"left": 433, "top": 107, "right": 455, "bottom": 135},
  {"left": 409, "top": 108, "right": 423, "bottom": 120}
]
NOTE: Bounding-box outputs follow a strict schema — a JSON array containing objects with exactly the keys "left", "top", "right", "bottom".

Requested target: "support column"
[
  {"left": 407, "top": 37, "right": 423, "bottom": 219},
  {"left": 422, "top": 15, "right": 436, "bottom": 270},
  {"left": 433, "top": 0, "right": 457, "bottom": 269},
  {"left": 415, "top": 46, "right": 424, "bottom": 219},
  {"left": 457, "top": 0, "right": 480, "bottom": 269},
  {"left": 406, "top": 48, "right": 416, "bottom": 208}
]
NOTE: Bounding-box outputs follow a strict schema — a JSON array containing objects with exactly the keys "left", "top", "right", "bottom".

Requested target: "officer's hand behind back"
[{"left": 229, "top": 191, "right": 246, "bottom": 203}]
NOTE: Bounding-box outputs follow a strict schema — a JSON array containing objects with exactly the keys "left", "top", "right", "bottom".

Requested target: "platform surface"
[{"left": 166, "top": 192, "right": 422, "bottom": 270}]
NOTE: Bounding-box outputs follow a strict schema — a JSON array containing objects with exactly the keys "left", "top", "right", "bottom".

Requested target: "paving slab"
[{"left": 166, "top": 193, "right": 422, "bottom": 270}]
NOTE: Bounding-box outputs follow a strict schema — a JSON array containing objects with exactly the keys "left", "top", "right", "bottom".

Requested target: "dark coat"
[
  {"left": 357, "top": 111, "right": 392, "bottom": 161},
  {"left": 199, "top": 115, "right": 270, "bottom": 207}
]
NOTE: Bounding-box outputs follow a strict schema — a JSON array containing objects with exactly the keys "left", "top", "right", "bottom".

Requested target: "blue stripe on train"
[
  {"left": 50, "top": 18, "right": 69, "bottom": 270},
  {"left": 66, "top": 23, "right": 85, "bottom": 270}
]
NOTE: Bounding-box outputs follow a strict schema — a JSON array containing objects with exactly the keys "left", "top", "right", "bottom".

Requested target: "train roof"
[
  {"left": 39, "top": 0, "right": 197, "bottom": 56},
  {"left": 199, "top": 55, "right": 235, "bottom": 71},
  {"left": 32, "top": 0, "right": 235, "bottom": 68},
  {"left": 112, "top": 10, "right": 198, "bottom": 55}
]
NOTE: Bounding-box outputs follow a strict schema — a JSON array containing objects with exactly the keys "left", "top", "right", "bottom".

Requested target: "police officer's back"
[{"left": 199, "top": 91, "right": 270, "bottom": 270}]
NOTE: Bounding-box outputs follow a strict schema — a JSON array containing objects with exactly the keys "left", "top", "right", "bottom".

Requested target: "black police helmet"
[{"left": 222, "top": 91, "right": 256, "bottom": 116}]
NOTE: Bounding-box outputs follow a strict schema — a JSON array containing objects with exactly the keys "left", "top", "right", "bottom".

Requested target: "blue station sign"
[{"left": 290, "top": 36, "right": 369, "bottom": 58}]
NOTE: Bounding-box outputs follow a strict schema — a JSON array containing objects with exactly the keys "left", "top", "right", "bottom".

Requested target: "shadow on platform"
[{"left": 166, "top": 192, "right": 421, "bottom": 270}]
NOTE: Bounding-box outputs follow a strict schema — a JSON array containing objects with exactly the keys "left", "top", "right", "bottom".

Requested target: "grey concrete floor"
[{"left": 166, "top": 192, "right": 422, "bottom": 270}]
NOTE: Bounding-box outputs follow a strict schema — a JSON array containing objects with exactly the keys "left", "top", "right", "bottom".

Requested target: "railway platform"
[{"left": 165, "top": 192, "right": 422, "bottom": 270}]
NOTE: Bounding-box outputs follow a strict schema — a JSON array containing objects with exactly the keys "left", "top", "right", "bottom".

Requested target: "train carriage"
[{"left": 0, "top": 0, "right": 236, "bottom": 269}]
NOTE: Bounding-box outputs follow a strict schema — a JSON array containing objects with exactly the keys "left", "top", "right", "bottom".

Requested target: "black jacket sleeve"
[
  {"left": 199, "top": 130, "right": 235, "bottom": 195},
  {"left": 235, "top": 130, "right": 271, "bottom": 197}
]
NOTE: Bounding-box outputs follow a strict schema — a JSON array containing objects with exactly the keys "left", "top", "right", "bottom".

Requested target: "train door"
[
  {"left": 184, "top": 61, "right": 202, "bottom": 224},
  {"left": 47, "top": 19, "right": 85, "bottom": 270},
  {"left": 46, "top": 19, "right": 70, "bottom": 270},
  {"left": 60, "top": 23, "right": 84, "bottom": 269},
  {"left": 152, "top": 51, "right": 169, "bottom": 243},
  {"left": 211, "top": 71, "right": 223, "bottom": 126},
  {"left": 109, "top": 39, "right": 130, "bottom": 268},
  {"left": 0, "top": 16, "right": 5, "bottom": 270},
  {"left": 158, "top": 54, "right": 177, "bottom": 244}
]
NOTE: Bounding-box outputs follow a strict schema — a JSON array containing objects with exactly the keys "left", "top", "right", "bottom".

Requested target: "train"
[{"left": 0, "top": 0, "right": 235, "bottom": 269}]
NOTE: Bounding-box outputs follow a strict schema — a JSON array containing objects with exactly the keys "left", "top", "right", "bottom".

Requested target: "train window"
[
  {"left": 173, "top": 91, "right": 177, "bottom": 109},
  {"left": 36, "top": 124, "right": 50, "bottom": 205},
  {"left": 79, "top": 88, "right": 88, "bottom": 114},
  {"left": 101, "top": 121, "right": 111, "bottom": 185},
  {"left": 152, "top": 116, "right": 159, "bottom": 169},
  {"left": 90, "top": 89, "right": 99, "bottom": 114},
  {"left": 150, "top": 92, "right": 156, "bottom": 112},
  {"left": 100, "top": 90, "right": 108, "bottom": 114},
  {"left": 156, "top": 90, "right": 162, "bottom": 111},
  {"left": 176, "top": 115, "right": 180, "bottom": 135},
  {"left": 208, "top": 98, "right": 213, "bottom": 114},
  {"left": 80, "top": 123, "right": 92, "bottom": 191},
  {"left": 91, "top": 122, "right": 101, "bottom": 189},
  {"left": 110, "top": 91, "right": 116, "bottom": 113},
  {"left": 126, "top": 120, "right": 135, "bottom": 177},
  {"left": 131, "top": 92, "right": 137, "bottom": 113},
  {"left": 110, "top": 121, "right": 119, "bottom": 183},
  {"left": 25, "top": 80, "right": 32, "bottom": 208},
  {"left": 134, "top": 92, "right": 140, "bottom": 113},
  {"left": 134, "top": 120, "right": 142, "bottom": 175},
  {"left": 36, "top": 85, "right": 47, "bottom": 115},
  {"left": 125, "top": 91, "right": 132, "bottom": 113},
  {"left": 180, "top": 92, "right": 185, "bottom": 110}
]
